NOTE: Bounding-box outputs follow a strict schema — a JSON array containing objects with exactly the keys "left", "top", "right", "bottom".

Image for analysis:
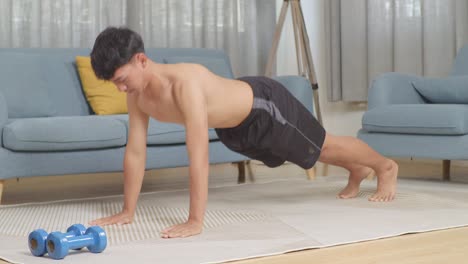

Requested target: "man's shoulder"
[
  {"left": 169, "top": 63, "right": 213, "bottom": 85},
  {"left": 168, "top": 62, "right": 208, "bottom": 73}
]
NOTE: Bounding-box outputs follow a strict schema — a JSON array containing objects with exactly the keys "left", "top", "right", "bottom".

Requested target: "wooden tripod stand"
[
  {"left": 236, "top": 0, "right": 324, "bottom": 183},
  {"left": 265, "top": 0, "right": 323, "bottom": 180}
]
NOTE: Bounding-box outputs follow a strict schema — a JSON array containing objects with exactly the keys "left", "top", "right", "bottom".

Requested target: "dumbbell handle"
[
  {"left": 66, "top": 235, "right": 95, "bottom": 250},
  {"left": 64, "top": 230, "right": 81, "bottom": 239}
]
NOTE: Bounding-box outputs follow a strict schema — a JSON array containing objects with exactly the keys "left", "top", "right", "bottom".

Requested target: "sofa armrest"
[
  {"left": 0, "top": 91, "right": 7, "bottom": 146},
  {"left": 368, "top": 72, "right": 426, "bottom": 110},
  {"left": 273, "top": 76, "right": 314, "bottom": 114}
]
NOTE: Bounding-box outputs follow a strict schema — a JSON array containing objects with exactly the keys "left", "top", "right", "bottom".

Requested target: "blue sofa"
[
  {"left": 0, "top": 48, "right": 316, "bottom": 203},
  {"left": 358, "top": 45, "right": 468, "bottom": 181}
]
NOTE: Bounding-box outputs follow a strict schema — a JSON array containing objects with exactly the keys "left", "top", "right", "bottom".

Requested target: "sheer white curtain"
[
  {"left": 127, "top": 0, "right": 275, "bottom": 76},
  {"left": 326, "top": 0, "right": 468, "bottom": 102},
  {"left": 0, "top": 0, "right": 126, "bottom": 48},
  {"left": 0, "top": 0, "right": 275, "bottom": 76}
]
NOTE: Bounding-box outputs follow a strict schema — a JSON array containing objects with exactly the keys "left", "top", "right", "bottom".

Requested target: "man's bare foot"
[
  {"left": 369, "top": 159, "right": 398, "bottom": 202},
  {"left": 338, "top": 166, "right": 374, "bottom": 199}
]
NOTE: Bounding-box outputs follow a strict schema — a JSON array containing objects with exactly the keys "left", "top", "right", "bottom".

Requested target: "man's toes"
[
  {"left": 369, "top": 192, "right": 395, "bottom": 202},
  {"left": 369, "top": 194, "right": 382, "bottom": 202},
  {"left": 340, "top": 194, "right": 355, "bottom": 199},
  {"left": 382, "top": 194, "right": 391, "bottom": 202}
]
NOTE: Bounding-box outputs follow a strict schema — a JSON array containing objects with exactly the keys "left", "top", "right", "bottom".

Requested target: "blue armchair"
[{"left": 358, "top": 45, "right": 468, "bottom": 181}]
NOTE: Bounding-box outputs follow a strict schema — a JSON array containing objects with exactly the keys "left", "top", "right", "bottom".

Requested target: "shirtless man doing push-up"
[{"left": 89, "top": 27, "right": 398, "bottom": 239}]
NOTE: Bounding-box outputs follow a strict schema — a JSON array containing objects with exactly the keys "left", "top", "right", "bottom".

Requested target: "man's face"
[{"left": 111, "top": 54, "right": 146, "bottom": 94}]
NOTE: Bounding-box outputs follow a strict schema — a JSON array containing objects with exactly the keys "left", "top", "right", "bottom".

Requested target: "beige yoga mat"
[{"left": 1, "top": 176, "right": 468, "bottom": 264}]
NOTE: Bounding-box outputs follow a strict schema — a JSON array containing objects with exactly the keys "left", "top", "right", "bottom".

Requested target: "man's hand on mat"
[
  {"left": 89, "top": 211, "right": 134, "bottom": 226},
  {"left": 161, "top": 220, "right": 203, "bottom": 239}
]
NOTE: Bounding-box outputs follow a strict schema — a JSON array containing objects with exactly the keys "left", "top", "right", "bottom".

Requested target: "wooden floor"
[
  {"left": 1, "top": 159, "right": 468, "bottom": 263},
  {"left": 236, "top": 227, "right": 468, "bottom": 264}
]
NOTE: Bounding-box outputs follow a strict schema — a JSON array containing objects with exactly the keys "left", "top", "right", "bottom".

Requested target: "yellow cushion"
[{"left": 76, "top": 56, "right": 127, "bottom": 115}]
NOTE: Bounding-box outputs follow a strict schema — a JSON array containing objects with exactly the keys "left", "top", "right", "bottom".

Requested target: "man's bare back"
[{"left": 129, "top": 63, "right": 254, "bottom": 129}]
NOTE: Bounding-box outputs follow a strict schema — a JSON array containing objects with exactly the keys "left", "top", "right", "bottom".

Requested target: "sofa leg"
[
  {"left": 443, "top": 160, "right": 451, "bottom": 181},
  {"left": 237, "top": 161, "right": 246, "bottom": 184},
  {"left": 306, "top": 167, "right": 316, "bottom": 180},
  {"left": 366, "top": 169, "right": 376, "bottom": 181},
  {"left": 0, "top": 180, "right": 4, "bottom": 205},
  {"left": 322, "top": 163, "right": 328, "bottom": 176},
  {"left": 245, "top": 160, "right": 255, "bottom": 182}
]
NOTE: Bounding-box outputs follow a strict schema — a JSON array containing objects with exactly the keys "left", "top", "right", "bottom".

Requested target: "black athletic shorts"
[{"left": 215, "top": 76, "right": 325, "bottom": 169}]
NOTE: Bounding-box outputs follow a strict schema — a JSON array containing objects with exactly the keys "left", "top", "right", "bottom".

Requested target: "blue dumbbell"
[
  {"left": 46, "top": 226, "right": 107, "bottom": 260},
  {"left": 28, "top": 224, "right": 86, "bottom": 257}
]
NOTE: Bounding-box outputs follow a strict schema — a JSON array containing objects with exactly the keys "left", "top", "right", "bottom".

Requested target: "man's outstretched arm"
[
  {"left": 161, "top": 80, "right": 209, "bottom": 239},
  {"left": 90, "top": 94, "right": 149, "bottom": 226}
]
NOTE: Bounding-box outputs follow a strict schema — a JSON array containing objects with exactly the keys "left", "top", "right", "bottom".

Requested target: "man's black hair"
[{"left": 90, "top": 27, "right": 145, "bottom": 80}]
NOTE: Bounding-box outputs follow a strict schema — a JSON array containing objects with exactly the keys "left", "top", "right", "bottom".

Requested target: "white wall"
[{"left": 275, "top": 0, "right": 366, "bottom": 136}]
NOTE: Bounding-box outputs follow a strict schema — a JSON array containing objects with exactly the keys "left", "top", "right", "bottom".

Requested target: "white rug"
[{"left": 1, "top": 176, "right": 468, "bottom": 264}]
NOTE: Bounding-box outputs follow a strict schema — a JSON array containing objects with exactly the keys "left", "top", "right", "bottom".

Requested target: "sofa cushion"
[
  {"left": 0, "top": 53, "right": 56, "bottom": 118},
  {"left": 112, "top": 115, "right": 219, "bottom": 145},
  {"left": 3, "top": 116, "right": 127, "bottom": 151},
  {"left": 412, "top": 75, "right": 468, "bottom": 103},
  {"left": 164, "top": 56, "right": 233, "bottom": 78},
  {"left": 362, "top": 104, "right": 468, "bottom": 135},
  {"left": 76, "top": 56, "right": 128, "bottom": 115}
]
